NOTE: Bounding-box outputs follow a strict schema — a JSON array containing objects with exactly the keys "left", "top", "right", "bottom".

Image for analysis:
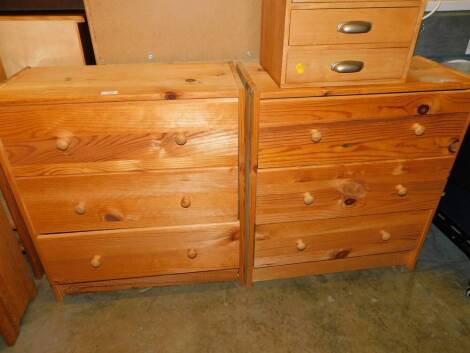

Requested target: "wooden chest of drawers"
[
  {"left": 261, "top": 0, "right": 426, "bottom": 87},
  {"left": 238, "top": 57, "right": 470, "bottom": 285},
  {"left": 0, "top": 62, "right": 246, "bottom": 299}
]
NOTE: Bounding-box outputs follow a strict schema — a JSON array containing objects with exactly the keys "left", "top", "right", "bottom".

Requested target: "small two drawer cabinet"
[
  {"left": 261, "top": 0, "right": 426, "bottom": 87},
  {"left": 239, "top": 57, "right": 470, "bottom": 285},
  {"left": 0, "top": 62, "right": 246, "bottom": 299}
]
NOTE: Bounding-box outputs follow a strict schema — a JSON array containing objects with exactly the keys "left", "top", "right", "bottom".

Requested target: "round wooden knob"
[
  {"left": 413, "top": 123, "right": 426, "bottom": 136},
  {"left": 56, "top": 137, "right": 70, "bottom": 151},
  {"left": 175, "top": 133, "right": 187, "bottom": 146},
  {"left": 448, "top": 139, "right": 460, "bottom": 154},
  {"left": 396, "top": 184, "right": 408, "bottom": 197},
  {"left": 417, "top": 104, "right": 430, "bottom": 115},
  {"left": 381, "top": 230, "right": 392, "bottom": 241},
  {"left": 74, "top": 201, "right": 86, "bottom": 215},
  {"left": 303, "top": 192, "right": 314, "bottom": 205},
  {"left": 296, "top": 239, "right": 306, "bottom": 251},
  {"left": 310, "top": 129, "right": 322, "bottom": 143},
  {"left": 181, "top": 196, "right": 191, "bottom": 208},
  {"left": 104, "top": 208, "right": 124, "bottom": 222},
  {"left": 90, "top": 255, "right": 102, "bottom": 268},
  {"left": 187, "top": 248, "right": 197, "bottom": 259}
]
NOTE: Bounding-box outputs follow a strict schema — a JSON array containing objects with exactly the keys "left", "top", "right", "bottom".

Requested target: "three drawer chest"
[
  {"left": 0, "top": 62, "right": 246, "bottom": 299},
  {"left": 238, "top": 57, "right": 470, "bottom": 285}
]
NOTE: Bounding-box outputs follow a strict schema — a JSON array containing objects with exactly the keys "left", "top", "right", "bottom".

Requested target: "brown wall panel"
[{"left": 84, "top": 0, "right": 262, "bottom": 64}]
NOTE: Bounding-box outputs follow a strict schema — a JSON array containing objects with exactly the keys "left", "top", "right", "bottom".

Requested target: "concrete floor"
[{"left": 2, "top": 225, "right": 469, "bottom": 353}]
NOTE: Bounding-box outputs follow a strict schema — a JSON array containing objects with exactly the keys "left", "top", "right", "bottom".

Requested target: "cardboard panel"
[
  {"left": 0, "top": 16, "right": 86, "bottom": 78},
  {"left": 84, "top": 0, "right": 262, "bottom": 64}
]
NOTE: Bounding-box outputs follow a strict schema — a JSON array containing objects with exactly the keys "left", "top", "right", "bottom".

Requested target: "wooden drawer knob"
[
  {"left": 56, "top": 137, "right": 70, "bottom": 151},
  {"left": 90, "top": 255, "right": 102, "bottom": 268},
  {"left": 187, "top": 248, "right": 197, "bottom": 259},
  {"left": 417, "top": 104, "right": 430, "bottom": 115},
  {"left": 175, "top": 133, "right": 187, "bottom": 146},
  {"left": 381, "top": 230, "right": 392, "bottom": 241},
  {"left": 396, "top": 184, "right": 408, "bottom": 197},
  {"left": 296, "top": 239, "right": 306, "bottom": 251},
  {"left": 74, "top": 201, "right": 86, "bottom": 215},
  {"left": 104, "top": 209, "right": 124, "bottom": 222},
  {"left": 310, "top": 129, "right": 322, "bottom": 143},
  {"left": 449, "top": 139, "right": 460, "bottom": 154},
  {"left": 181, "top": 196, "right": 191, "bottom": 208},
  {"left": 303, "top": 192, "right": 314, "bottom": 205},
  {"left": 413, "top": 123, "right": 426, "bottom": 136}
]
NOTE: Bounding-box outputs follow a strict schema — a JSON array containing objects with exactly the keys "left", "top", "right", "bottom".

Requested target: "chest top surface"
[
  {"left": 240, "top": 56, "right": 470, "bottom": 99},
  {"left": 0, "top": 62, "right": 241, "bottom": 105}
]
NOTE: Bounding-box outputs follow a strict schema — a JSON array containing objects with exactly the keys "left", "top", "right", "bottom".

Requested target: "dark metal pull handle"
[
  {"left": 331, "top": 61, "right": 364, "bottom": 73},
  {"left": 337, "top": 21, "right": 372, "bottom": 34}
]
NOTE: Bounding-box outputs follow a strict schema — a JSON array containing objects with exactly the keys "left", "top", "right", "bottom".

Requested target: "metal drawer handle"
[
  {"left": 337, "top": 21, "right": 372, "bottom": 34},
  {"left": 331, "top": 61, "right": 364, "bottom": 74}
]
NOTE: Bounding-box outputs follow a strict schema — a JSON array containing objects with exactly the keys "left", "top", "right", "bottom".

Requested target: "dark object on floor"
[
  {"left": 434, "top": 127, "right": 470, "bottom": 296},
  {"left": 0, "top": 202, "right": 37, "bottom": 346}
]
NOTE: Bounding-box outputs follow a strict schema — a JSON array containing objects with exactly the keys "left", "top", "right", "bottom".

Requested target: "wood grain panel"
[
  {"left": 260, "top": 91, "right": 470, "bottom": 125},
  {"left": 0, "top": 63, "right": 240, "bottom": 105},
  {"left": 255, "top": 210, "right": 429, "bottom": 268},
  {"left": 17, "top": 167, "right": 238, "bottom": 234},
  {"left": 0, "top": 99, "right": 238, "bottom": 176},
  {"left": 258, "top": 113, "right": 467, "bottom": 168},
  {"left": 38, "top": 222, "right": 240, "bottom": 284},
  {"left": 286, "top": 47, "right": 409, "bottom": 86},
  {"left": 289, "top": 7, "right": 419, "bottom": 46},
  {"left": 0, "top": 199, "right": 36, "bottom": 345},
  {"left": 253, "top": 252, "right": 409, "bottom": 282},
  {"left": 260, "top": 0, "right": 289, "bottom": 86},
  {"left": 55, "top": 269, "right": 239, "bottom": 299},
  {"left": 256, "top": 158, "right": 453, "bottom": 224}
]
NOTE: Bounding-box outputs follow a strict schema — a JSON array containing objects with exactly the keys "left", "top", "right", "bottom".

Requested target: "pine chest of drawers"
[
  {"left": 261, "top": 0, "right": 426, "bottom": 87},
  {"left": 0, "top": 62, "right": 246, "bottom": 299},
  {"left": 238, "top": 57, "right": 470, "bottom": 285}
]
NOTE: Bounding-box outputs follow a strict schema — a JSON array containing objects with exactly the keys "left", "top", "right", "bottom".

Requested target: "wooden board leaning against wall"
[
  {"left": 84, "top": 0, "right": 262, "bottom": 63},
  {"left": 0, "top": 196, "right": 37, "bottom": 346},
  {"left": 0, "top": 15, "right": 86, "bottom": 79}
]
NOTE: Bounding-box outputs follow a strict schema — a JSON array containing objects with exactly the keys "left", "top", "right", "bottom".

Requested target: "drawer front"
[
  {"left": 286, "top": 47, "right": 409, "bottom": 85},
  {"left": 38, "top": 222, "right": 240, "bottom": 283},
  {"left": 255, "top": 210, "right": 429, "bottom": 268},
  {"left": 0, "top": 99, "right": 238, "bottom": 177},
  {"left": 256, "top": 158, "right": 452, "bottom": 225},
  {"left": 290, "top": 8, "right": 420, "bottom": 46},
  {"left": 259, "top": 113, "right": 467, "bottom": 168},
  {"left": 17, "top": 167, "right": 238, "bottom": 234}
]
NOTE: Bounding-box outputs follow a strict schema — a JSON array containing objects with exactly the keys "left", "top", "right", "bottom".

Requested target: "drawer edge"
[{"left": 253, "top": 251, "right": 410, "bottom": 282}]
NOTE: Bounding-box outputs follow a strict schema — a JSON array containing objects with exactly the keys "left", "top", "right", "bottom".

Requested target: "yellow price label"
[{"left": 296, "top": 63, "right": 305, "bottom": 75}]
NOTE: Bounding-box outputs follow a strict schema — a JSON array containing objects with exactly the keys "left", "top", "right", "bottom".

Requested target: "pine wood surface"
[
  {"left": 0, "top": 200, "right": 36, "bottom": 345},
  {"left": 38, "top": 222, "right": 240, "bottom": 284}
]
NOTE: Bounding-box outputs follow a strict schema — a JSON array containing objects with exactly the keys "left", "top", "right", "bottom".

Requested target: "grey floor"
[{"left": 1, "top": 225, "right": 469, "bottom": 353}]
